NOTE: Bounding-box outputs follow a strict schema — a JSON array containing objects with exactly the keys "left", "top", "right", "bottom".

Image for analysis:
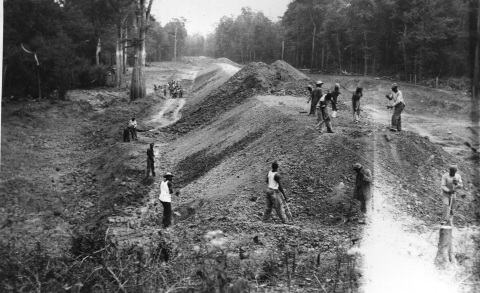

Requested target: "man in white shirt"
[
  {"left": 440, "top": 165, "right": 463, "bottom": 225},
  {"left": 263, "top": 161, "right": 289, "bottom": 224},
  {"left": 385, "top": 83, "right": 406, "bottom": 132},
  {"left": 159, "top": 172, "right": 180, "bottom": 228},
  {"left": 128, "top": 117, "right": 138, "bottom": 141}
]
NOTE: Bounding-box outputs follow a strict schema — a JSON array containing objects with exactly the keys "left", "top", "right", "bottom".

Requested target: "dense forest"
[
  {"left": 3, "top": 0, "right": 479, "bottom": 99},
  {"left": 3, "top": 0, "right": 187, "bottom": 99},
  {"left": 208, "top": 0, "right": 475, "bottom": 82}
]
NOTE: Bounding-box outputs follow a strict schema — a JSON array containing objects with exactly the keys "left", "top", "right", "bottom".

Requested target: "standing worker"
[
  {"left": 317, "top": 91, "right": 334, "bottom": 133},
  {"left": 385, "top": 83, "right": 406, "bottom": 132},
  {"left": 440, "top": 165, "right": 463, "bottom": 225},
  {"left": 128, "top": 117, "right": 138, "bottom": 141},
  {"left": 307, "top": 81, "right": 324, "bottom": 116},
  {"left": 331, "top": 83, "right": 341, "bottom": 112},
  {"left": 352, "top": 87, "right": 363, "bottom": 123},
  {"left": 352, "top": 163, "right": 373, "bottom": 218},
  {"left": 146, "top": 143, "right": 156, "bottom": 178},
  {"left": 263, "top": 161, "right": 290, "bottom": 224},
  {"left": 159, "top": 172, "right": 180, "bottom": 228}
]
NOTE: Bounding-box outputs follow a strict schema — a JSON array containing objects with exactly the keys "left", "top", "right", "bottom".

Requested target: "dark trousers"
[
  {"left": 129, "top": 127, "right": 137, "bottom": 140},
  {"left": 391, "top": 103, "right": 405, "bottom": 131},
  {"left": 146, "top": 159, "right": 155, "bottom": 177},
  {"left": 161, "top": 201, "right": 172, "bottom": 228},
  {"left": 309, "top": 96, "right": 320, "bottom": 115},
  {"left": 262, "top": 189, "right": 287, "bottom": 223},
  {"left": 123, "top": 128, "right": 130, "bottom": 142}
]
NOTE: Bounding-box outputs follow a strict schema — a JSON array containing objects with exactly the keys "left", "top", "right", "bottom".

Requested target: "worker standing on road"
[
  {"left": 308, "top": 81, "right": 323, "bottom": 116},
  {"left": 128, "top": 117, "right": 138, "bottom": 141},
  {"left": 263, "top": 161, "right": 290, "bottom": 224},
  {"left": 159, "top": 172, "right": 180, "bottom": 228},
  {"left": 163, "top": 86, "right": 167, "bottom": 97},
  {"left": 353, "top": 163, "right": 373, "bottom": 218},
  {"left": 352, "top": 87, "right": 363, "bottom": 123},
  {"left": 385, "top": 83, "right": 406, "bottom": 132},
  {"left": 440, "top": 165, "right": 463, "bottom": 225},
  {"left": 179, "top": 88, "right": 183, "bottom": 99},
  {"left": 317, "top": 91, "right": 334, "bottom": 133},
  {"left": 146, "top": 143, "right": 156, "bottom": 178}
]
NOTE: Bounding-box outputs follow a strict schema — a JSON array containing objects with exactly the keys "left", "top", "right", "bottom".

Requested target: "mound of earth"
[
  {"left": 188, "top": 62, "right": 241, "bottom": 108},
  {"left": 163, "top": 61, "right": 313, "bottom": 135},
  {"left": 213, "top": 57, "right": 242, "bottom": 67},
  {"left": 270, "top": 60, "right": 309, "bottom": 81}
]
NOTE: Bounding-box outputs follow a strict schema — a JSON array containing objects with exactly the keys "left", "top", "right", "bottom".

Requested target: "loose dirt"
[{"left": 1, "top": 57, "right": 479, "bottom": 292}]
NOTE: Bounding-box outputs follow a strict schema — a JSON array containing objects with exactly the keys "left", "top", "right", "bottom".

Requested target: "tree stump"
[{"left": 434, "top": 225, "right": 456, "bottom": 269}]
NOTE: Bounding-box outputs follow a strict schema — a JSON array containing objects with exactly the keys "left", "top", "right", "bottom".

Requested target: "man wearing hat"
[
  {"left": 352, "top": 86, "right": 363, "bottom": 123},
  {"left": 307, "top": 81, "right": 324, "bottom": 116},
  {"left": 352, "top": 163, "right": 373, "bottom": 216},
  {"left": 385, "top": 83, "right": 406, "bottom": 132},
  {"left": 317, "top": 90, "right": 335, "bottom": 133},
  {"left": 440, "top": 165, "right": 463, "bottom": 225},
  {"left": 159, "top": 172, "right": 180, "bottom": 228},
  {"left": 146, "top": 143, "right": 156, "bottom": 178}
]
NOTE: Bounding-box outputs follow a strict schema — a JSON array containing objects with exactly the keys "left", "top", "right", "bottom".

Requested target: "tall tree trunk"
[
  {"left": 310, "top": 15, "right": 316, "bottom": 70},
  {"left": 337, "top": 34, "right": 341, "bottom": 72},
  {"left": 2, "top": 65, "right": 7, "bottom": 92},
  {"left": 403, "top": 24, "right": 408, "bottom": 82},
  {"left": 96, "top": 38, "right": 101, "bottom": 65},
  {"left": 130, "top": 0, "right": 152, "bottom": 101},
  {"left": 321, "top": 44, "right": 325, "bottom": 71},
  {"left": 282, "top": 39, "right": 284, "bottom": 61},
  {"left": 123, "top": 26, "right": 127, "bottom": 74},
  {"left": 364, "top": 29, "right": 368, "bottom": 76},
  {"left": 115, "top": 25, "right": 124, "bottom": 88},
  {"left": 372, "top": 47, "right": 376, "bottom": 76},
  {"left": 296, "top": 36, "right": 300, "bottom": 67},
  {"left": 475, "top": 0, "right": 480, "bottom": 98},
  {"left": 173, "top": 25, "right": 177, "bottom": 62}
]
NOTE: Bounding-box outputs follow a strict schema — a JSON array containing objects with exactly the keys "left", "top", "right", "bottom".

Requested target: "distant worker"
[
  {"left": 178, "top": 88, "right": 183, "bottom": 99},
  {"left": 163, "top": 86, "right": 167, "bottom": 97},
  {"left": 146, "top": 143, "right": 156, "bottom": 178},
  {"left": 317, "top": 91, "right": 334, "bottom": 133},
  {"left": 159, "top": 172, "right": 180, "bottom": 228},
  {"left": 307, "top": 81, "right": 323, "bottom": 116},
  {"left": 128, "top": 117, "right": 138, "bottom": 141},
  {"left": 385, "top": 83, "right": 406, "bottom": 132},
  {"left": 352, "top": 163, "right": 373, "bottom": 218},
  {"left": 440, "top": 165, "right": 463, "bottom": 225},
  {"left": 263, "top": 161, "right": 289, "bottom": 224},
  {"left": 352, "top": 87, "right": 363, "bottom": 123},
  {"left": 331, "top": 83, "right": 341, "bottom": 112}
]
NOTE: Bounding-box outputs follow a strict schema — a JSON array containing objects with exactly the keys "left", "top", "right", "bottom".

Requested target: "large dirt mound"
[
  {"left": 213, "top": 57, "right": 241, "bottom": 67},
  {"left": 271, "top": 60, "right": 309, "bottom": 81},
  {"left": 164, "top": 61, "right": 312, "bottom": 135},
  {"left": 189, "top": 63, "right": 241, "bottom": 108}
]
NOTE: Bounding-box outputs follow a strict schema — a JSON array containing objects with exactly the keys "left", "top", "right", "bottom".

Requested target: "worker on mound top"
[
  {"left": 385, "top": 83, "right": 406, "bottom": 132},
  {"left": 352, "top": 87, "right": 363, "bottom": 123},
  {"left": 440, "top": 165, "right": 463, "bottom": 225},
  {"left": 263, "top": 161, "right": 290, "bottom": 224},
  {"left": 307, "top": 80, "right": 323, "bottom": 116},
  {"left": 352, "top": 163, "right": 373, "bottom": 219}
]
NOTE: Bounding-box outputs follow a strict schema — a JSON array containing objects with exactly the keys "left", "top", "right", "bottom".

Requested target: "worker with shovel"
[
  {"left": 307, "top": 81, "right": 324, "bottom": 116},
  {"left": 159, "top": 172, "right": 180, "bottom": 228},
  {"left": 331, "top": 83, "right": 341, "bottom": 112},
  {"left": 352, "top": 163, "right": 373, "bottom": 220},
  {"left": 440, "top": 165, "right": 463, "bottom": 225},
  {"left": 385, "top": 83, "right": 406, "bottom": 132},
  {"left": 317, "top": 91, "right": 334, "bottom": 133},
  {"left": 352, "top": 87, "right": 363, "bottom": 123},
  {"left": 146, "top": 143, "right": 156, "bottom": 178},
  {"left": 263, "top": 161, "right": 292, "bottom": 224}
]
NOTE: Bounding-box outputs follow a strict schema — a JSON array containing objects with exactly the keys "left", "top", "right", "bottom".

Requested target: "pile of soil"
[
  {"left": 163, "top": 61, "right": 313, "bottom": 135},
  {"left": 213, "top": 57, "right": 242, "bottom": 67}
]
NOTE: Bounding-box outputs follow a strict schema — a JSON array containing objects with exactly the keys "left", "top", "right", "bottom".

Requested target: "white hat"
[{"left": 316, "top": 80, "right": 323, "bottom": 86}]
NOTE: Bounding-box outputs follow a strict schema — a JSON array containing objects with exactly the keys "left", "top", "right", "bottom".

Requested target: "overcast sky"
[{"left": 150, "top": 0, "right": 291, "bottom": 36}]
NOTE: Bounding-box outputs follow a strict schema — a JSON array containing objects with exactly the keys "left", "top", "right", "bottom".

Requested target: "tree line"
[
  {"left": 206, "top": 0, "right": 475, "bottom": 84},
  {"left": 3, "top": 0, "right": 188, "bottom": 100}
]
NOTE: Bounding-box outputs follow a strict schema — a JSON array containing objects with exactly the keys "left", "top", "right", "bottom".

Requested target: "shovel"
[
  {"left": 281, "top": 192, "right": 295, "bottom": 224},
  {"left": 299, "top": 102, "right": 309, "bottom": 113}
]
